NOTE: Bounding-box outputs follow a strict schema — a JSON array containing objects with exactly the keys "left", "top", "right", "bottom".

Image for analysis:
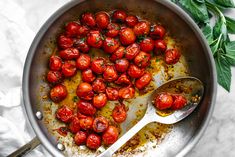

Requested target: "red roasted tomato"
[
  {"left": 127, "top": 64, "right": 144, "bottom": 78},
  {"left": 86, "top": 134, "right": 101, "bottom": 149},
  {"left": 119, "top": 28, "right": 136, "bottom": 46},
  {"left": 47, "top": 71, "right": 62, "bottom": 84},
  {"left": 103, "top": 37, "right": 120, "bottom": 53},
  {"left": 77, "top": 100, "right": 96, "bottom": 116},
  {"left": 74, "top": 38, "right": 90, "bottom": 53},
  {"left": 103, "top": 65, "right": 118, "bottom": 82},
  {"left": 134, "top": 51, "right": 151, "bottom": 68},
  {"left": 135, "top": 72, "right": 152, "bottom": 90},
  {"left": 102, "top": 126, "right": 119, "bottom": 145},
  {"left": 105, "top": 23, "right": 120, "bottom": 38},
  {"left": 92, "top": 78, "right": 106, "bottom": 93},
  {"left": 58, "top": 35, "right": 73, "bottom": 49},
  {"left": 125, "top": 43, "right": 140, "bottom": 60},
  {"left": 81, "top": 69, "right": 96, "bottom": 83},
  {"left": 112, "top": 104, "right": 127, "bottom": 123},
  {"left": 118, "top": 86, "right": 135, "bottom": 99},
  {"left": 109, "top": 46, "right": 125, "bottom": 62},
  {"left": 76, "top": 82, "right": 94, "bottom": 100},
  {"left": 87, "top": 30, "right": 103, "bottom": 48},
  {"left": 112, "top": 10, "right": 127, "bottom": 23},
  {"left": 133, "top": 21, "right": 150, "bottom": 36},
  {"left": 59, "top": 48, "right": 80, "bottom": 60},
  {"left": 115, "top": 58, "right": 129, "bottom": 73},
  {"left": 115, "top": 73, "right": 131, "bottom": 85},
  {"left": 74, "top": 131, "right": 87, "bottom": 146},
  {"left": 154, "top": 40, "right": 167, "bottom": 55},
  {"left": 56, "top": 106, "right": 73, "bottom": 123},
  {"left": 81, "top": 12, "right": 96, "bottom": 27},
  {"left": 49, "top": 56, "right": 62, "bottom": 71},
  {"left": 50, "top": 84, "right": 68, "bottom": 103},
  {"left": 171, "top": 95, "right": 187, "bottom": 110},
  {"left": 95, "top": 11, "right": 110, "bottom": 29},
  {"left": 77, "top": 25, "right": 90, "bottom": 37},
  {"left": 93, "top": 93, "right": 108, "bottom": 108},
  {"left": 106, "top": 87, "right": 119, "bottom": 101},
  {"left": 139, "top": 37, "right": 154, "bottom": 52},
  {"left": 69, "top": 117, "right": 80, "bottom": 134},
  {"left": 154, "top": 93, "right": 173, "bottom": 110},
  {"left": 76, "top": 54, "right": 91, "bottom": 70},
  {"left": 125, "top": 15, "right": 138, "bottom": 27},
  {"left": 65, "top": 21, "right": 81, "bottom": 37},
  {"left": 150, "top": 25, "right": 166, "bottom": 39},
  {"left": 165, "top": 49, "right": 181, "bottom": 64},
  {"left": 91, "top": 58, "right": 106, "bottom": 74},
  {"left": 92, "top": 116, "right": 109, "bottom": 133},
  {"left": 62, "top": 60, "right": 77, "bottom": 77},
  {"left": 79, "top": 116, "right": 94, "bottom": 130}
]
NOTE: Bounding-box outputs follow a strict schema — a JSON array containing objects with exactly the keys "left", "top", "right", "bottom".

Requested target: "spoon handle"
[{"left": 98, "top": 114, "right": 152, "bottom": 157}]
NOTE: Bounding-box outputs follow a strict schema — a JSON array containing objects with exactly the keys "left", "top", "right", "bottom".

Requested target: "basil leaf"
[
  {"left": 225, "top": 41, "right": 235, "bottom": 65},
  {"left": 215, "top": 54, "right": 231, "bottom": 92},
  {"left": 202, "top": 24, "right": 213, "bottom": 44},
  {"left": 179, "top": 0, "right": 209, "bottom": 23},
  {"left": 213, "top": 17, "right": 227, "bottom": 39},
  {"left": 210, "top": 34, "right": 222, "bottom": 55},
  {"left": 214, "top": 0, "right": 235, "bottom": 8},
  {"left": 225, "top": 16, "right": 235, "bottom": 34}
]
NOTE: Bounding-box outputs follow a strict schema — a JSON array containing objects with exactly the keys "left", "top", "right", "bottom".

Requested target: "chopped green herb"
[{"left": 72, "top": 96, "right": 79, "bottom": 102}]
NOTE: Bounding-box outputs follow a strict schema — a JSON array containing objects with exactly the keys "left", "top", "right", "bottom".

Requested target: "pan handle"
[{"left": 7, "top": 137, "right": 41, "bottom": 157}]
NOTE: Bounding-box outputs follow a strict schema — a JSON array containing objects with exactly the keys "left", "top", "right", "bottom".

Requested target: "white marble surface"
[{"left": 0, "top": 0, "right": 235, "bottom": 157}]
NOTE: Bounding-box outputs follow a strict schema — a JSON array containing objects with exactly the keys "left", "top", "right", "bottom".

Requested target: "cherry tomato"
[
  {"left": 134, "top": 51, "right": 151, "bottom": 68},
  {"left": 59, "top": 48, "right": 80, "bottom": 60},
  {"left": 112, "top": 10, "right": 127, "bottom": 23},
  {"left": 47, "top": 71, "right": 62, "bottom": 84},
  {"left": 50, "top": 84, "right": 68, "bottom": 103},
  {"left": 81, "top": 12, "right": 96, "bottom": 27},
  {"left": 62, "top": 60, "right": 77, "bottom": 77},
  {"left": 49, "top": 56, "right": 62, "bottom": 71},
  {"left": 77, "top": 25, "right": 89, "bottom": 37},
  {"left": 139, "top": 37, "right": 154, "bottom": 52},
  {"left": 133, "top": 21, "right": 150, "bottom": 36},
  {"left": 69, "top": 117, "right": 80, "bottom": 134},
  {"left": 56, "top": 106, "right": 73, "bottom": 123},
  {"left": 76, "top": 82, "right": 94, "bottom": 100},
  {"left": 103, "top": 65, "right": 118, "bottom": 82},
  {"left": 105, "top": 23, "right": 120, "bottom": 38},
  {"left": 109, "top": 46, "right": 125, "bottom": 62},
  {"left": 77, "top": 112, "right": 88, "bottom": 119},
  {"left": 118, "top": 86, "right": 135, "bottom": 99},
  {"left": 92, "top": 78, "right": 106, "bottom": 93},
  {"left": 154, "top": 93, "right": 173, "bottom": 110},
  {"left": 79, "top": 116, "right": 93, "bottom": 130},
  {"left": 115, "top": 73, "right": 131, "bottom": 85},
  {"left": 165, "top": 49, "right": 181, "bottom": 65},
  {"left": 135, "top": 72, "right": 152, "bottom": 90},
  {"left": 119, "top": 28, "right": 136, "bottom": 46},
  {"left": 91, "top": 58, "right": 106, "bottom": 74},
  {"left": 125, "top": 43, "right": 140, "bottom": 60},
  {"left": 65, "top": 21, "right": 81, "bottom": 37},
  {"left": 74, "top": 131, "right": 87, "bottom": 146},
  {"left": 95, "top": 11, "right": 110, "bottom": 29},
  {"left": 171, "top": 95, "right": 187, "bottom": 110},
  {"left": 102, "top": 37, "right": 120, "bottom": 53},
  {"left": 115, "top": 58, "right": 129, "bottom": 73},
  {"left": 125, "top": 15, "right": 138, "bottom": 27},
  {"left": 81, "top": 69, "right": 96, "bottom": 83},
  {"left": 102, "top": 126, "right": 119, "bottom": 145},
  {"left": 58, "top": 35, "right": 73, "bottom": 49},
  {"left": 154, "top": 40, "right": 167, "bottom": 55},
  {"left": 150, "top": 25, "right": 166, "bottom": 39},
  {"left": 86, "top": 134, "right": 101, "bottom": 149},
  {"left": 92, "top": 116, "right": 109, "bottom": 133},
  {"left": 127, "top": 64, "right": 144, "bottom": 78},
  {"left": 77, "top": 100, "right": 96, "bottom": 116},
  {"left": 106, "top": 87, "right": 119, "bottom": 101},
  {"left": 87, "top": 30, "right": 103, "bottom": 48},
  {"left": 112, "top": 104, "right": 127, "bottom": 123},
  {"left": 93, "top": 93, "right": 107, "bottom": 108},
  {"left": 76, "top": 54, "right": 91, "bottom": 70},
  {"left": 74, "top": 38, "right": 90, "bottom": 53}
]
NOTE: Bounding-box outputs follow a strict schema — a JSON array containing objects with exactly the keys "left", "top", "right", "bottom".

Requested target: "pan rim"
[{"left": 22, "top": 0, "right": 217, "bottom": 157}]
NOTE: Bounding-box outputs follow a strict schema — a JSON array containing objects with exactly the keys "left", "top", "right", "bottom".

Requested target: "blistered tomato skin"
[
  {"left": 58, "top": 35, "right": 73, "bottom": 49},
  {"left": 47, "top": 71, "right": 62, "bottom": 84},
  {"left": 110, "top": 46, "right": 125, "bottom": 62},
  {"left": 77, "top": 100, "right": 96, "bottom": 116},
  {"left": 92, "top": 117, "right": 109, "bottom": 133},
  {"left": 81, "top": 69, "right": 96, "bottom": 83},
  {"left": 74, "top": 38, "right": 90, "bottom": 53},
  {"left": 49, "top": 56, "right": 62, "bottom": 71},
  {"left": 106, "top": 23, "right": 120, "bottom": 38},
  {"left": 154, "top": 40, "right": 167, "bottom": 55},
  {"left": 69, "top": 117, "right": 80, "bottom": 134},
  {"left": 125, "top": 43, "right": 140, "bottom": 60},
  {"left": 133, "top": 21, "right": 151, "bottom": 36},
  {"left": 134, "top": 51, "right": 151, "bottom": 68},
  {"left": 119, "top": 28, "right": 136, "bottom": 46},
  {"left": 103, "top": 65, "right": 118, "bottom": 82},
  {"left": 56, "top": 106, "right": 73, "bottom": 123},
  {"left": 77, "top": 25, "right": 90, "bottom": 37},
  {"left": 76, "top": 54, "right": 91, "bottom": 70},
  {"left": 115, "top": 73, "right": 131, "bottom": 85},
  {"left": 87, "top": 30, "right": 103, "bottom": 48},
  {"left": 112, "top": 10, "right": 127, "bottom": 23},
  {"left": 106, "top": 87, "right": 119, "bottom": 101},
  {"left": 118, "top": 86, "right": 135, "bottom": 99},
  {"left": 81, "top": 13, "right": 96, "bottom": 27},
  {"left": 50, "top": 84, "right": 68, "bottom": 103},
  {"left": 127, "top": 64, "right": 145, "bottom": 78},
  {"left": 92, "top": 78, "right": 106, "bottom": 93},
  {"left": 79, "top": 116, "right": 94, "bottom": 130},
  {"left": 171, "top": 95, "right": 187, "bottom": 110},
  {"left": 139, "top": 37, "right": 154, "bottom": 52},
  {"left": 76, "top": 82, "right": 94, "bottom": 101},
  {"left": 115, "top": 58, "right": 129, "bottom": 73},
  {"left": 102, "top": 126, "right": 119, "bottom": 145},
  {"left": 86, "top": 134, "right": 101, "bottom": 149},
  {"left": 125, "top": 15, "right": 138, "bottom": 27},
  {"left": 93, "top": 93, "right": 108, "bottom": 108},
  {"left": 154, "top": 93, "right": 173, "bottom": 110},
  {"left": 95, "top": 12, "right": 110, "bottom": 29},
  {"left": 165, "top": 49, "right": 181, "bottom": 65},
  {"left": 150, "top": 25, "right": 166, "bottom": 39},
  {"left": 103, "top": 37, "right": 120, "bottom": 53},
  {"left": 112, "top": 104, "right": 127, "bottom": 123},
  {"left": 65, "top": 22, "right": 81, "bottom": 37},
  {"left": 74, "top": 131, "right": 87, "bottom": 145},
  {"left": 91, "top": 58, "right": 106, "bottom": 74},
  {"left": 59, "top": 48, "right": 80, "bottom": 60},
  {"left": 62, "top": 60, "right": 77, "bottom": 77},
  {"left": 135, "top": 72, "right": 152, "bottom": 90}
]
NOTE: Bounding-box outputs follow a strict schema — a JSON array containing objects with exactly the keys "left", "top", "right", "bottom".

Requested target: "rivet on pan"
[
  {"left": 57, "top": 143, "right": 65, "bottom": 151},
  {"left": 35, "top": 111, "right": 43, "bottom": 120}
]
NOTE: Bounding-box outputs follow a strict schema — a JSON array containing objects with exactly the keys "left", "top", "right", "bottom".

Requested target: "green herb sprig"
[{"left": 172, "top": 0, "right": 235, "bottom": 92}]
